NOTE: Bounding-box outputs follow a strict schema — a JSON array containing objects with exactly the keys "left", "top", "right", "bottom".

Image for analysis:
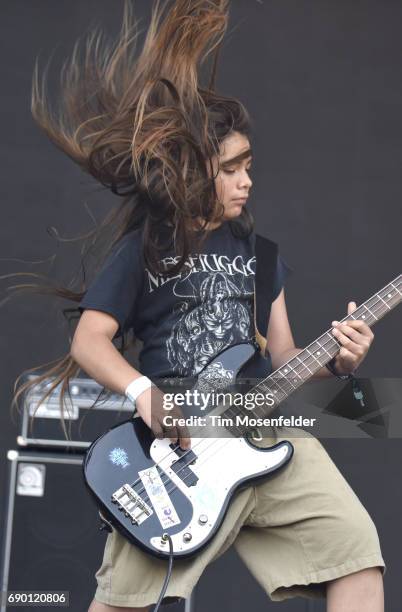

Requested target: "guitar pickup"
[
  {"left": 111, "top": 483, "right": 153, "bottom": 525},
  {"left": 169, "top": 444, "right": 198, "bottom": 487},
  {"left": 169, "top": 443, "right": 197, "bottom": 464}
]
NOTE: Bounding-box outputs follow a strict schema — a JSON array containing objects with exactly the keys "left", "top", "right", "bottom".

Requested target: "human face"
[{"left": 212, "top": 131, "right": 253, "bottom": 222}]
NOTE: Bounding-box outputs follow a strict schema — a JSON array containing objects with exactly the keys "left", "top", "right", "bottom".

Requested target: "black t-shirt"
[{"left": 78, "top": 222, "right": 292, "bottom": 379}]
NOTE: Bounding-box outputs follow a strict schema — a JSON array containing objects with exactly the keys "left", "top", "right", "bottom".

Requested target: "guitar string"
[
  {"left": 163, "top": 278, "right": 402, "bottom": 447},
  {"left": 133, "top": 276, "right": 402, "bottom": 493},
  {"left": 115, "top": 436, "right": 230, "bottom": 521},
  {"left": 130, "top": 283, "right": 396, "bottom": 498},
  {"left": 192, "top": 280, "right": 402, "bottom": 437},
  {"left": 124, "top": 288, "right": 401, "bottom": 511},
  {"left": 122, "top": 286, "right": 401, "bottom": 508},
  {"left": 119, "top": 291, "right": 400, "bottom": 512}
]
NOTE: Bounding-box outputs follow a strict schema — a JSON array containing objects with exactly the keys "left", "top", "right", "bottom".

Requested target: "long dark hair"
[{"left": 6, "top": 0, "right": 254, "bottom": 434}]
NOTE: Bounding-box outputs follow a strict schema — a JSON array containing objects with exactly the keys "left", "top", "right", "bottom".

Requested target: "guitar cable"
[
  {"left": 153, "top": 533, "right": 174, "bottom": 612},
  {"left": 98, "top": 513, "right": 176, "bottom": 612}
]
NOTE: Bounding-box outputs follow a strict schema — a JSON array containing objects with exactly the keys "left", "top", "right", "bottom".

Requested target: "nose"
[{"left": 237, "top": 168, "right": 252, "bottom": 190}]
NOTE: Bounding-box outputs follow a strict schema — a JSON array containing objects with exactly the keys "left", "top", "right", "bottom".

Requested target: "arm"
[
  {"left": 266, "top": 291, "right": 374, "bottom": 378},
  {"left": 71, "top": 309, "right": 190, "bottom": 448},
  {"left": 71, "top": 309, "right": 143, "bottom": 393}
]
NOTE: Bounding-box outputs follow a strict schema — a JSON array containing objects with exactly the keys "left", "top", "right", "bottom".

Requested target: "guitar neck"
[{"left": 223, "top": 274, "right": 401, "bottom": 432}]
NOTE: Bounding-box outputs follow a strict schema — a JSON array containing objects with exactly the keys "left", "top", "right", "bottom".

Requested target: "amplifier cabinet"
[
  {"left": 0, "top": 450, "right": 106, "bottom": 611},
  {"left": 18, "top": 375, "right": 195, "bottom": 450},
  {"left": 18, "top": 376, "right": 133, "bottom": 450}
]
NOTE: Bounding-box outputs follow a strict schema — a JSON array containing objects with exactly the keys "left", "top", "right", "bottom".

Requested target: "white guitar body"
[{"left": 148, "top": 433, "right": 293, "bottom": 556}]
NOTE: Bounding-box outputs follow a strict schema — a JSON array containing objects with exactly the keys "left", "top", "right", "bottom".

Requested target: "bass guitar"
[{"left": 83, "top": 274, "right": 401, "bottom": 559}]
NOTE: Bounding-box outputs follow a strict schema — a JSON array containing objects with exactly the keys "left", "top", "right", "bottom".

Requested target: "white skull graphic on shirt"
[{"left": 166, "top": 270, "right": 254, "bottom": 376}]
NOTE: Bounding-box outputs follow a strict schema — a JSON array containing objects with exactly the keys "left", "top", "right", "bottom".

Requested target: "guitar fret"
[
  {"left": 361, "top": 303, "right": 377, "bottom": 321},
  {"left": 366, "top": 294, "right": 380, "bottom": 307},
  {"left": 307, "top": 340, "right": 323, "bottom": 355},
  {"left": 287, "top": 351, "right": 310, "bottom": 382},
  {"left": 384, "top": 290, "right": 400, "bottom": 305},
  {"left": 269, "top": 379, "right": 287, "bottom": 400},
  {"left": 286, "top": 361, "right": 304, "bottom": 380},
  {"left": 369, "top": 293, "right": 388, "bottom": 316},
  {"left": 283, "top": 376, "right": 297, "bottom": 390},
  {"left": 374, "top": 302, "right": 388, "bottom": 319},
  {"left": 257, "top": 382, "right": 281, "bottom": 406},
  {"left": 218, "top": 274, "right": 402, "bottom": 439},
  {"left": 305, "top": 347, "right": 321, "bottom": 365},
  {"left": 288, "top": 360, "right": 307, "bottom": 379},
  {"left": 307, "top": 342, "right": 330, "bottom": 364},
  {"left": 296, "top": 354, "right": 313, "bottom": 375},
  {"left": 377, "top": 293, "right": 391, "bottom": 310},
  {"left": 320, "top": 336, "right": 334, "bottom": 358},
  {"left": 378, "top": 286, "right": 395, "bottom": 304},
  {"left": 279, "top": 363, "right": 301, "bottom": 387},
  {"left": 275, "top": 374, "right": 295, "bottom": 393},
  {"left": 277, "top": 374, "right": 296, "bottom": 397},
  {"left": 257, "top": 381, "right": 271, "bottom": 395}
]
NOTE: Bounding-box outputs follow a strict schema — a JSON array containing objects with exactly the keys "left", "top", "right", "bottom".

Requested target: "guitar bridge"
[{"left": 111, "top": 484, "right": 153, "bottom": 525}]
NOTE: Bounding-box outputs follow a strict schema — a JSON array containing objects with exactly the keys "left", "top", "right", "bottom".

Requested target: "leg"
[
  {"left": 327, "top": 567, "right": 384, "bottom": 612},
  {"left": 91, "top": 486, "right": 255, "bottom": 608},
  {"left": 233, "top": 430, "right": 385, "bottom": 603},
  {"left": 88, "top": 600, "right": 149, "bottom": 612}
]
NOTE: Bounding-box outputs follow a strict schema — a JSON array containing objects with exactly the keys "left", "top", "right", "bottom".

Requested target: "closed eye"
[{"left": 223, "top": 165, "right": 252, "bottom": 175}]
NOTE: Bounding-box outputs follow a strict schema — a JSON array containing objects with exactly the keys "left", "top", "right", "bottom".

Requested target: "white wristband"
[{"left": 125, "top": 376, "right": 153, "bottom": 404}]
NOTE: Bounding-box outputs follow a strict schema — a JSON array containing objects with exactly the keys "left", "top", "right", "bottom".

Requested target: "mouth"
[{"left": 232, "top": 197, "right": 248, "bottom": 203}]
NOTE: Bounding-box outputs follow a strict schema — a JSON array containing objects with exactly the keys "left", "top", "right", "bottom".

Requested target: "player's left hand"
[{"left": 331, "top": 301, "right": 374, "bottom": 375}]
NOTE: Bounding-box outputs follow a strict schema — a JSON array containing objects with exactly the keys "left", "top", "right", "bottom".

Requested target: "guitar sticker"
[
  {"left": 139, "top": 466, "right": 181, "bottom": 529},
  {"left": 109, "top": 447, "right": 130, "bottom": 469}
]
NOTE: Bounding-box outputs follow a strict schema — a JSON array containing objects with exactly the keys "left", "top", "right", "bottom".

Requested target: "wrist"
[
  {"left": 125, "top": 375, "right": 154, "bottom": 404},
  {"left": 325, "top": 357, "right": 355, "bottom": 380}
]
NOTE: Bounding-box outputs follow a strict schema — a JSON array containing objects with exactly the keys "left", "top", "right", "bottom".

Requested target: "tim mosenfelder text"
[{"left": 162, "top": 414, "right": 317, "bottom": 428}]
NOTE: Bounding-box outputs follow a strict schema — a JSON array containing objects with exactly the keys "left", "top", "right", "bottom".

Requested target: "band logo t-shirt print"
[
  {"left": 78, "top": 221, "right": 292, "bottom": 379},
  {"left": 147, "top": 226, "right": 255, "bottom": 376}
]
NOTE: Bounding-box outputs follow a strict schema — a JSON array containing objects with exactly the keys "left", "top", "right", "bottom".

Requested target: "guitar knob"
[
  {"left": 183, "top": 532, "right": 192, "bottom": 542},
  {"left": 198, "top": 514, "right": 208, "bottom": 525}
]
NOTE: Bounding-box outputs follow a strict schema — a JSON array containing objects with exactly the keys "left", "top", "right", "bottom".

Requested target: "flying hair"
[{"left": 8, "top": 0, "right": 255, "bottom": 435}]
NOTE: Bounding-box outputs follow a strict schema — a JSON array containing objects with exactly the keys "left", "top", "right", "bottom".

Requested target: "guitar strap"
[{"left": 251, "top": 232, "right": 278, "bottom": 357}]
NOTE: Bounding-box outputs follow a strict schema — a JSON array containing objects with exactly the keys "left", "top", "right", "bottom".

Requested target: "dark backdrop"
[{"left": 1, "top": 1, "right": 401, "bottom": 611}]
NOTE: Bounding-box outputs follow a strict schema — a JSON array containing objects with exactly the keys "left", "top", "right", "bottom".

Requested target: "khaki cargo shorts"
[{"left": 94, "top": 428, "right": 385, "bottom": 607}]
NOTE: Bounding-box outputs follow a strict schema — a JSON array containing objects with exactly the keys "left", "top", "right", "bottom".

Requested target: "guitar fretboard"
[{"left": 223, "top": 274, "right": 402, "bottom": 436}]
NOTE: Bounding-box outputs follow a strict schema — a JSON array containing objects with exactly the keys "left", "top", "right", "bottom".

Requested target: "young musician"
[{"left": 15, "top": 2, "right": 385, "bottom": 610}]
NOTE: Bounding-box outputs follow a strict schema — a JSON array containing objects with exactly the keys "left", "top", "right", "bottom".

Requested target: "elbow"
[
  {"left": 270, "top": 347, "right": 301, "bottom": 371},
  {"left": 70, "top": 331, "right": 83, "bottom": 364}
]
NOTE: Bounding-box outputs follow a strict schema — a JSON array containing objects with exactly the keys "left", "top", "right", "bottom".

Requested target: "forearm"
[
  {"left": 272, "top": 348, "right": 333, "bottom": 379},
  {"left": 71, "top": 330, "right": 142, "bottom": 394}
]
